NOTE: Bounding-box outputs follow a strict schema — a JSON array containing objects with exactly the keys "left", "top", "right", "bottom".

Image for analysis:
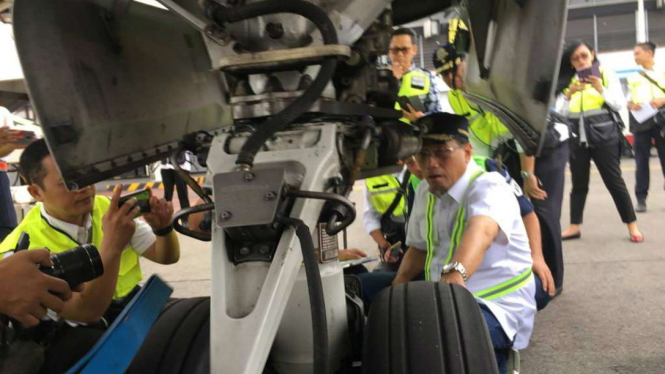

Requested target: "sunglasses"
[
  {"left": 389, "top": 46, "right": 412, "bottom": 55},
  {"left": 415, "top": 145, "right": 460, "bottom": 162}
]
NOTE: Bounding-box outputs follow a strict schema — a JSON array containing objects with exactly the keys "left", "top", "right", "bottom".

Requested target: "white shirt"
[
  {"left": 40, "top": 203, "right": 155, "bottom": 255},
  {"left": 406, "top": 161, "right": 536, "bottom": 349},
  {"left": 362, "top": 170, "right": 406, "bottom": 234}
]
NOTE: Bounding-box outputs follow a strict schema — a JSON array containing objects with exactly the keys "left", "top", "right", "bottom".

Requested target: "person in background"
[
  {"left": 0, "top": 107, "right": 25, "bottom": 241},
  {"left": 160, "top": 151, "right": 191, "bottom": 210},
  {"left": 627, "top": 41, "right": 665, "bottom": 213},
  {"left": 556, "top": 40, "right": 642, "bottom": 243},
  {"left": 389, "top": 27, "right": 443, "bottom": 123}
]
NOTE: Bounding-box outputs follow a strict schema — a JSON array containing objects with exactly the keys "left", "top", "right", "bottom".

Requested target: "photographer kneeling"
[{"left": 0, "top": 139, "right": 180, "bottom": 372}]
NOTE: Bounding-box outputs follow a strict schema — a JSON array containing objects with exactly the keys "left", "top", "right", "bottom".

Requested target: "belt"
[{"left": 0, "top": 161, "right": 7, "bottom": 172}]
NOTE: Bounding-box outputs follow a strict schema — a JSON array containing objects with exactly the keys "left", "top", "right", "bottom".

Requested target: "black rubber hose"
[
  {"left": 170, "top": 149, "right": 212, "bottom": 204},
  {"left": 280, "top": 218, "right": 329, "bottom": 374},
  {"left": 285, "top": 189, "right": 356, "bottom": 235},
  {"left": 208, "top": 0, "right": 339, "bottom": 168},
  {"left": 172, "top": 203, "right": 215, "bottom": 242}
]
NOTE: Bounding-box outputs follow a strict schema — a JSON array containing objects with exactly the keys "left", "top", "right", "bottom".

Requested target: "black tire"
[
  {"left": 363, "top": 281, "right": 498, "bottom": 374},
  {"left": 126, "top": 297, "right": 210, "bottom": 374}
]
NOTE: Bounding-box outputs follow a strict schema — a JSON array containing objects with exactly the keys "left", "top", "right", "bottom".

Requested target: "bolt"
[
  {"left": 259, "top": 246, "right": 270, "bottom": 255},
  {"left": 244, "top": 172, "right": 255, "bottom": 182},
  {"left": 219, "top": 211, "right": 232, "bottom": 221},
  {"left": 264, "top": 191, "right": 276, "bottom": 201},
  {"left": 239, "top": 247, "right": 250, "bottom": 256},
  {"left": 265, "top": 22, "right": 284, "bottom": 40}
]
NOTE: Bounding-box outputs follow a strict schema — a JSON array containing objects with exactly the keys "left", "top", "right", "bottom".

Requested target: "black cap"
[
  {"left": 432, "top": 43, "right": 466, "bottom": 74},
  {"left": 416, "top": 112, "right": 469, "bottom": 143}
]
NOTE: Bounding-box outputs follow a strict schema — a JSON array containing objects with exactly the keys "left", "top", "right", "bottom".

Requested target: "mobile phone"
[
  {"left": 577, "top": 63, "right": 600, "bottom": 81},
  {"left": 389, "top": 241, "right": 402, "bottom": 259},
  {"left": 118, "top": 189, "right": 151, "bottom": 215},
  {"left": 397, "top": 96, "right": 426, "bottom": 113},
  {"left": 11, "top": 130, "right": 36, "bottom": 145}
]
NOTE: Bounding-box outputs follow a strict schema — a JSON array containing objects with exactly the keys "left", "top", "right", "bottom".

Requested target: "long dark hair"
[{"left": 556, "top": 40, "right": 600, "bottom": 94}]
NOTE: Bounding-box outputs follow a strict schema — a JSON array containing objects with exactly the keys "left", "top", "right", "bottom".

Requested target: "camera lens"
[{"left": 41, "top": 244, "right": 104, "bottom": 288}]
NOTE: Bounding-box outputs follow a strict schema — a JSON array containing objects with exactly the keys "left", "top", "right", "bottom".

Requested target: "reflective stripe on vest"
[
  {"left": 0, "top": 196, "right": 143, "bottom": 299},
  {"left": 424, "top": 170, "right": 483, "bottom": 281},
  {"left": 395, "top": 69, "right": 431, "bottom": 124},
  {"left": 447, "top": 90, "right": 510, "bottom": 146},
  {"left": 365, "top": 175, "right": 405, "bottom": 217},
  {"left": 564, "top": 70, "right": 615, "bottom": 130},
  {"left": 627, "top": 71, "right": 665, "bottom": 105},
  {"left": 473, "top": 268, "right": 533, "bottom": 300},
  {"left": 424, "top": 168, "right": 532, "bottom": 299}
]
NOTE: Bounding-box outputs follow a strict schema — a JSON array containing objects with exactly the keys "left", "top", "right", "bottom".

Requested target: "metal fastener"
[
  {"left": 259, "top": 246, "right": 270, "bottom": 255},
  {"left": 244, "top": 172, "right": 255, "bottom": 182},
  {"left": 219, "top": 211, "right": 232, "bottom": 221},
  {"left": 239, "top": 247, "right": 250, "bottom": 256},
  {"left": 264, "top": 191, "right": 276, "bottom": 201}
]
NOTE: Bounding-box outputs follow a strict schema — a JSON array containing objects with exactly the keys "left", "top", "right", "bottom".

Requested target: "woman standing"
[{"left": 557, "top": 40, "right": 643, "bottom": 243}]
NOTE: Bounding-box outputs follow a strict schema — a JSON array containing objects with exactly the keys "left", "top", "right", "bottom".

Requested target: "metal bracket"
[
  {"left": 217, "top": 45, "right": 351, "bottom": 74},
  {"left": 213, "top": 168, "right": 287, "bottom": 229}
]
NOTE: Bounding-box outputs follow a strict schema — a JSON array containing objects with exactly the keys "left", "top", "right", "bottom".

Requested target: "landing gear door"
[{"left": 12, "top": 0, "right": 231, "bottom": 189}]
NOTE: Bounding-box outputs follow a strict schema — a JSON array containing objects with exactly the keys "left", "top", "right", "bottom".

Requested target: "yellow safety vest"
[
  {"left": 365, "top": 175, "right": 405, "bottom": 217},
  {"left": 424, "top": 170, "right": 532, "bottom": 299},
  {"left": 395, "top": 69, "right": 431, "bottom": 124},
  {"left": 627, "top": 70, "right": 665, "bottom": 105},
  {"left": 0, "top": 196, "right": 143, "bottom": 299},
  {"left": 447, "top": 90, "right": 510, "bottom": 151}
]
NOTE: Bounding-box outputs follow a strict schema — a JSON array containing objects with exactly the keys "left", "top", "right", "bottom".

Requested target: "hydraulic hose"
[
  {"left": 207, "top": 0, "right": 339, "bottom": 168},
  {"left": 280, "top": 218, "right": 329, "bottom": 374}
]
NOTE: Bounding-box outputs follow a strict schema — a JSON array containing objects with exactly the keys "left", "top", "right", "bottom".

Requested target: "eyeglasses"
[
  {"left": 571, "top": 52, "right": 590, "bottom": 62},
  {"left": 389, "top": 47, "right": 412, "bottom": 55},
  {"left": 415, "top": 145, "right": 460, "bottom": 162}
]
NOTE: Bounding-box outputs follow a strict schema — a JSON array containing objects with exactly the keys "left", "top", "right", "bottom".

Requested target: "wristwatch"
[
  {"left": 441, "top": 262, "right": 468, "bottom": 283},
  {"left": 520, "top": 170, "right": 532, "bottom": 180}
]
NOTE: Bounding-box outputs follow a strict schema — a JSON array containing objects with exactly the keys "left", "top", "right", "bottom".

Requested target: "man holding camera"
[{"left": 0, "top": 139, "right": 180, "bottom": 325}]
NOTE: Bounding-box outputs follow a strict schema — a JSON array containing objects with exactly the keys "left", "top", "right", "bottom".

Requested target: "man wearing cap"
[
  {"left": 389, "top": 27, "right": 443, "bottom": 123},
  {"left": 393, "top": 112, "right": 536, "bottom": 373}
]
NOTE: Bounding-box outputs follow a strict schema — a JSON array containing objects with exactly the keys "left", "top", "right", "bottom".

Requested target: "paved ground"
[{"left": 133, "top": 157, "right": 665, "bottom": 373}]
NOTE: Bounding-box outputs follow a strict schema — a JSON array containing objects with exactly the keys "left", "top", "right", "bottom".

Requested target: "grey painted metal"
[
  {"left": 207, "top": 123, "right": 349, "bottom": 373},
  {"left": 594, "top": 14, "right": 599, "bottom": 50},
  {"left": 461, "top": 0, "right": 568, "bottom": 155},
  {"left": 216, "top": 45, "right": 352, "bottom": 73},
  {"left": 11, "top": 0, "right": 232, "bottom": 189}
]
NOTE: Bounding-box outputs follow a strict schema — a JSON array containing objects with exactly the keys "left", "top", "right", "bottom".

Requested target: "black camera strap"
[
  {"left": 639, "top": 71, "right": 665, "bottom": 95},
  {"left": 381, "top": 170, "right": 411, "bottom": 224}
]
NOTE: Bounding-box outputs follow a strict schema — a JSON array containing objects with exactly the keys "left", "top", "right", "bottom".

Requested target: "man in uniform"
[
  {"left": 627, "top": 41, "right": 665, "bottom": 212},
  {"left": 389, "top": 27, "right": 443, "bottom": 123},
  {"left": 394, "top": 113, "right": 536, "bottom": 374}
]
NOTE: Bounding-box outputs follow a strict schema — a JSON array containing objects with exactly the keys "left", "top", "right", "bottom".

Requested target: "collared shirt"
[
  {"left": 40, "top": 204, "right": 155, "bottom": 255},
  {"left": 406, "top": 161, "right": 536, "bottom": 349},
  {"left": 400, "top": 64, "right": 444, "bottom": 115},
  {"left": 362, "top": 169, "right": 407, "bottom": 234}
]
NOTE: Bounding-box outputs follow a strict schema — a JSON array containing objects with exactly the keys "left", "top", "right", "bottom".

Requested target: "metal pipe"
[
  {"left": 593, "top": 14, "right": 598, "bottom": 51},
  {"left": 636, "top": 0, "right": 646, "bottom": 43}
]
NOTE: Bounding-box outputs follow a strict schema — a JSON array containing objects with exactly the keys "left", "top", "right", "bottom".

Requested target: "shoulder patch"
[
  {"left": 510, "top": 179, "right": 524, "bottom": 197},
  {"left": 411, "top": 75, "right": 426, "bottom": 89}
]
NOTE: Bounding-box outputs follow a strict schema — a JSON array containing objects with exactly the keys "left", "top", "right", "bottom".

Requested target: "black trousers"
[
  {"left": 569, "top": 141, "right": 636, "bottom": 224},
  {"left": 533, "top": 141, "right": 568, "bottom": 289},
  {"left": 0, "top": 172, "right": 17, "bottom": 242},
  {"left": 160, "top": 169, "right": 190, "bottom": 208},
  {"left": 634, "top": 126, "right": 665, "bottom": 200}
]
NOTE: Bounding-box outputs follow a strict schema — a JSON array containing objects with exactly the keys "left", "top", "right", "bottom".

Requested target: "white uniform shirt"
[
  {"left": 362, "top": 169, "right": 407, "bottom": 234},
  {"left": 406, "top": 161, "right": 536, "bottom": 349},
  {"left": 40, "top": 203, "right": 155, "bottom": 255}
]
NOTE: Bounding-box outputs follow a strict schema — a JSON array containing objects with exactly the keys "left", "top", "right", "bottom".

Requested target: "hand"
[
  {"left": 338, "top": 248, "right": 367, "bottom": 262},
  {"left": 392, "top": 63, "right": 406, "bottom": 80},
  {"left": 523, "top": 175, "right": 547, "bottom": 200},
  {"left": 440, "top": 271, "right": 466, "bottom": 287},
  {"left": 0, "top": 127, "right": 22, "bottom": 148},
  {"left": 586, "top": 76, "right": 604, "bottom": 94},
  {"left": 628, "top": 101, "right": 643, "bottom": 111},
  {"left": 143, "top": 188, "right": 174, "bottom": 231},
  {"left": 650, "top": 98, "right": 665, "bottom": 110},
  {"left": 383, "top": 245, "right": 402, "bottom": 264},
  {"left": 102, "top": 184, "right": 139, "bottom": 254},
  {"left": 402, "top": 103, "right": 424, "bottom": 123},
  {"left": 0, "top": 250, "right": 74, "bottom": 327},
  {"left": 532, "top": 256, "right": 555, "bottom": 297},
  {"left": 566, "top": 82, "right": 585, "bottom": 99}
]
